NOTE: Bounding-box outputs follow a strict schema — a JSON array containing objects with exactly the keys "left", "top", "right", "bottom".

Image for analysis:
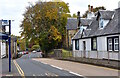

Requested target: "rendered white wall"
[
  {"left": 1, "top": 42, "right": 6, "bottom": 58},
  {"left": 72, "top": 34, "right": 120, "bottom": 60},
  {"left": 87, "top": 12, "right": 95, "bottom": 19},
  {"left": 72, "top": 40, "right": 75, "bottom": 51},
  {"left": 97, "top": 37, "right": 107, "bottom": 51},
  {"left": 79, "top": 38, "right": 91, "bottom": 51}
]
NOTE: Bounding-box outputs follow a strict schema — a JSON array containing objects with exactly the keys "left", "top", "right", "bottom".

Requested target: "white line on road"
[
  {"left": 50, "top": 65, "right": 63, "bottom": 70},
  {"left": 33, "top": 74, "right": 36, "bottom": 76},
  {"left": 69, "top": 71, "right": 83, "bottom": 77},
  {"left": 42, "top": 62, "right": 48, "bottom": 65}
]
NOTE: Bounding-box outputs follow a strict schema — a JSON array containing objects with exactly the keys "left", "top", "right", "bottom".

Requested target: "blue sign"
[{"left": 2, "top": 20, "right": 9, "bottom": 26}]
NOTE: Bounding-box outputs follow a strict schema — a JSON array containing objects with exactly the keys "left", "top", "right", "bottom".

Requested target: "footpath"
[
  {"left": 0, "top": 58, "right": 20, "bottom": 77},
  {"left": 33, "top": 58, "right": 119, "bottom": 77}
]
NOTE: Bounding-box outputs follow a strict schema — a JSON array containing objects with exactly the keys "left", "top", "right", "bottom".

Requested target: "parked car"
[{"left": 32, "top": 50, "right": 37, "bottom": 53}]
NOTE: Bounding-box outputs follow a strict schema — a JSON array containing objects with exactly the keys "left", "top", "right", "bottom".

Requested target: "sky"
[{"left": 0, "top": 0, "right": 120, "bottom": 36}]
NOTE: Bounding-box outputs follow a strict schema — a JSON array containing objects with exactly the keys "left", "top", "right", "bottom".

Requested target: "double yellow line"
[{"left": 13, "top": 60, "right": 25, "bottom": 77}]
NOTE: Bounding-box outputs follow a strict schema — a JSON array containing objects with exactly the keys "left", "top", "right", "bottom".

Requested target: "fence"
[
  {"left": 73, "top": 51, "right": 120, "bottom": 61},
  {"left": 48, "top": 50, "right": 120, "bottom": 68}
]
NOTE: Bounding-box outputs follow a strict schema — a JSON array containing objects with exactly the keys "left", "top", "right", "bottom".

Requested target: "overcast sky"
[{"left": 0, "top": 0, "right": 120, "bottom": 36}]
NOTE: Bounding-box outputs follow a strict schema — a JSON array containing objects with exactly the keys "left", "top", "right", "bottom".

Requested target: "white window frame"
[
  {"left": 108, "top": 38, "right": 112, "bottom": 51},
  {"left": 114, "top": 38, "right": 119, "bottom": 51}
]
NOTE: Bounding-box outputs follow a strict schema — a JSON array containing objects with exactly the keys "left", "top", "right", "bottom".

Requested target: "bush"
[{"left": 32, "top": 45, "right": 40, "bottom": 51}]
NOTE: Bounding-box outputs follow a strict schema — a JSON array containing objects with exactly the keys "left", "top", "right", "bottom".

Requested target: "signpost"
[
  {"left": 8, "top": 20, "right": 11, "bottom": 72},
  {"left": 2, "top": 20, "right": 11, "bottom": 72}
]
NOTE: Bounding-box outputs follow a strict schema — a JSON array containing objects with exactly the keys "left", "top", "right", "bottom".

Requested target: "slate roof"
[
  {"left": 66, "top": 18, "right": 78, "bottom": 30},
  {"left": 66, "top": 18, "right": 92, "bottom": 30},
  {"left": 72, "top": 30, "right": 82, "bottom": 39},
  {"left": 80, "top": 18, "right": 92, "bottom": 26},
  {"left": 97, "top": 10, "right": 114, "bottom": 20},
  {"left": 73, "top": 8, "right": 120, "bottom": 40}
]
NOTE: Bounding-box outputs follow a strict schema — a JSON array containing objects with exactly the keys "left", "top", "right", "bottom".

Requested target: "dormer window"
[
  {"left": 100, "top": 20, "right": 103, "bottom": 28},
  {"left": 99, "top": 19, "right": 109, "bottom": 29}
]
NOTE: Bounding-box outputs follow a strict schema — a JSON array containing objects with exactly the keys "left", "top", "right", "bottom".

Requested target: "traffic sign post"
[
  {"left": 8, "top": 20, "right": 11, "bottom": 72},
  {"left": 1, "top": 20, "right": 11, "bottom": 72}
]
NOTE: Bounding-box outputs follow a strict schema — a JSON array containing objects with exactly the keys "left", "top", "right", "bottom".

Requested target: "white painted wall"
[
  {"left": 72, "top": 34, "right": 120, "bottom": 60},
  {"left": 87, "top": 12, "right": 95, "bottom": 19},
  {"left": 72, "top": 40, "right": 75, "bottom": 51},
  {"left": 79, "top": 39, "right": 91, "bottom": 51},
  {"left": 97, "top": 36, "right": 107, "bottom": 51},
  {"left": 1, "top": 42, "right": 6, "bottom": 58}
]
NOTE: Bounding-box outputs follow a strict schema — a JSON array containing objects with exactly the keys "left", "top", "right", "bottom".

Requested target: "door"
[{"left": 83, "top": 41, "right": 86, "bottom": 58}]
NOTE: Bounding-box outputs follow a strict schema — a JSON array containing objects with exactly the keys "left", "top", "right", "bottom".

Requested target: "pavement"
[
  {"left": 32, "top": 58, "right": 119, "bottom": 77},
  {"left": 1, "top": 58, "right": 20, "bottom": 77}
]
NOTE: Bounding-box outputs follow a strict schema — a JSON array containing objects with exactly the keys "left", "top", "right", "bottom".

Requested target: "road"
[{"left": 15, "top": 52, "right": 83, "bottom": 77}]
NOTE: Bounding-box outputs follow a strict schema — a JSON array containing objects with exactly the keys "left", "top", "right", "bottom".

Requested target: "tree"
[
  {"left": 19, "top": 39, "right": 26, "bottom": 51},
  {"left": 82, "top": 6, "right": 106, "bottom": 18},
  {"left": 72, "top": 13, "right": 77, "bottom": 18},
  {"left": 20, "top": 1, "right": 70, "bottom": 55},
  {"left": 32, "top": 45, "right": 40, "bottom": 50}
]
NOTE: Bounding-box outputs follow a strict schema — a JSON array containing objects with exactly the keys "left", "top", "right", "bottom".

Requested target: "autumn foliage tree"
[{"left": 20, "top": 1, "right": 70, "bottom": 55}]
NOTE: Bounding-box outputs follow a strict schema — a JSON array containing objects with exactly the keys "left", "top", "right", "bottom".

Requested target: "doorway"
[{"left": 83, "top": 41, "right": 86, "bottom": 58}]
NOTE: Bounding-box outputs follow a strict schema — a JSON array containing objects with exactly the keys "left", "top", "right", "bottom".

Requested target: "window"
[
  {"left": 108, "top": 38, "right": 112, "bottom": 51},
  {"left": 100, "top": 21, "right": 103, "bottom": 28},
  {"left": 75, "top": 40, "right": 79, "bottom": 50},
  {"left": 99, "top": 19, "right": 104, "bottom": 28},
  {"left": 107, "top": 37, "right": 119, "bottom": 51},
  {"left": 114, "top": 38, "right": 119, "bottom": 51},
  {"left": 91, "top": 37, "right": 97, "bottom": 50}
]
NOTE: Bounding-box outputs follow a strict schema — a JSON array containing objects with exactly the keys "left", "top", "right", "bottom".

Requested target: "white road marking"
[
  {"left": 69, "top": 71, "right": 83, "bottom": 77},
  {"left": 45, "top": 73, "right": 50, "bottom": 76},
  {"left": 42, "top": 62, "right": 48, "bottom": 65},
  {"left": 50, "top": 65, "right": 63, "bottom": 70},
  {"left": 5, "top": 74, "right": 13, "bottom": 76},
  {"left": 33, "top": 74, "right": 36, "bottom": 76}
]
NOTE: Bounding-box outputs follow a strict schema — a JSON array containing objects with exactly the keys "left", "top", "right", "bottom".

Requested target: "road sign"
[{"left": 2, "top": 20, "right": 9, "bottom": 26}]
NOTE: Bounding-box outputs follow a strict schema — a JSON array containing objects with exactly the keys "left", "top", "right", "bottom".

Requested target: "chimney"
[
  {"left": 91, "top": 6, "right": 93, "bottom": 12},
  {"left": 77, "top": 11, "right": 81, "bottom": 27},
  {"left": 88, "top": 5, "right": 91, "bottom": 12},
  {"left": 118, "top": 1, "right": 120, "bottom": 8}
]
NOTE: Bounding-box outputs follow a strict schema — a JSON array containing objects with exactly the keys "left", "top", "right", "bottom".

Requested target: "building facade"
[
  {"left": 72, "top": 7, "right": 120, "bottom": 60},
  {"left": 66, "top": 18, "right": 78, "bottom": 48}
]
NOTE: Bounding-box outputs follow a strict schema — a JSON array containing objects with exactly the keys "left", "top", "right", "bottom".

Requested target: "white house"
[
  {"left": 0, "top": 20, "right": 8, "bottom": 58},
  {"left": 72, "top": 7, "right": 120, "bottom": 61}
]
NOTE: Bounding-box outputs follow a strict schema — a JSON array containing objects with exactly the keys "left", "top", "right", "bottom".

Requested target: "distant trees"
[
  {"left": 20, "top": 1, "right": 70, "bottom": 55},
  {"left": 72, "top": 13, "right": 77, "bottom": 18},
  {"left": 32, "top": 45, "right": 40, "bottom": 51}
]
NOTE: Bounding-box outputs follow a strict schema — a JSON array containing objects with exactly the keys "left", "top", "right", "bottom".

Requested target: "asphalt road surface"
[{"left": 15, "top": 53, "right": 84, "bottom": 78}]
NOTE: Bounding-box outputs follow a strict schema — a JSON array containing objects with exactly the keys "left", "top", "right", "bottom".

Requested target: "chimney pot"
[
  {"left": 77, "top": 11, "right": 81, "bottom": 27},
  {"left": 91, "top": 6, "right": 93, "bottom": 12},
  {"left": 88, "top": 5, "right": 91, "bottom": 12},
  {"left": 77, "top": 11, "right": 80, "bottom": 17}
]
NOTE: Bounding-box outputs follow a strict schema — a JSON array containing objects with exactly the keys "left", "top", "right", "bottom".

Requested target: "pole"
[{"left": 9, "top": 20, "right": 11, "bottom": 72}]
